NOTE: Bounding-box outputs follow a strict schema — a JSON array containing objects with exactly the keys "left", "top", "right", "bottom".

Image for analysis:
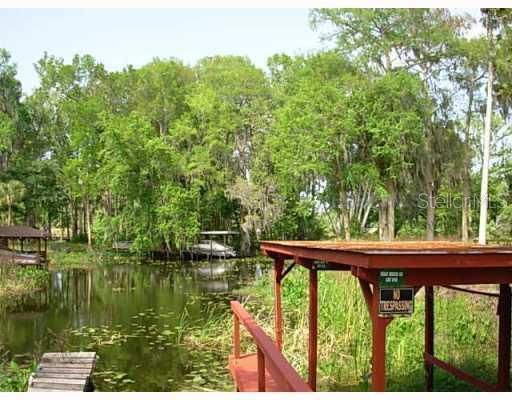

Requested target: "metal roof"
[
  {"left": 261, "top": 240, "right": 512, "bottom": 254},
  {"left": 0, "top": 225, "right": 48, "bottom": 238},
  {"left": 260, "top": 240, "right": 512, "bottom": 269}
]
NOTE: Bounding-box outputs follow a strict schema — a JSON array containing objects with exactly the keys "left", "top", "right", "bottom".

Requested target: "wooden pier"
[
  {"left": 229, "top": 301, "right": 311, "bottom": 392},
  {"left": 27, "top": 352, "right": 97, "bottom": 392},
  {"left": 256, "top": 240, "right": 512, "bottom": 392}
]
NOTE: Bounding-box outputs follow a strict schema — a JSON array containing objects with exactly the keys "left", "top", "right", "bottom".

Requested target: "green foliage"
[
  {"left": 156, "top": 185, "right": 200, "bottom": 251},
  {"left": 0, "top": 266, "right": 49, "bottom": 312},
  {"left": 0, "top": 8, "right": 511, "bottom": 249},
  {"left": 0, "top": 360, "right": 34, "bottom": 392}
]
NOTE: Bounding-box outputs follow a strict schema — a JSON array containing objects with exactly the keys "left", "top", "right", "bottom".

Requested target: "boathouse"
[{"left": 0, "top": 225, "right": 49, "bottom": 265}]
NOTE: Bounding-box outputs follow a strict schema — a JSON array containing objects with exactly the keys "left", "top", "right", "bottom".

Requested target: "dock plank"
[
  {"left": 28, "top": 352, "right": 96, "bottom": 392},
  {"left": 229, "top": 353, "right": 281, "bottom": 392},
  {"left": 41, "top": 357, "right": 96, "bottom": 364},
  {"left": 38, "top": 366, "right": 94, "bottom": 374},
  {"left": 42, "top": 352, "right": 96, "bottom": 358},
  {"left": 36, "top": 372, "right": 91, "bottom": 379}
]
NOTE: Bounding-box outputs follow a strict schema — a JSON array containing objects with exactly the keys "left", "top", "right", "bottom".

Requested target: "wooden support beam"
[
  {"left": 257, "top": 347, "right": 265, "bottom": 392},
  {"left": 424, "top": 353, "right": 496, "bottom": 392},
  {"left": 281, "top": 262, "right": 296, "bottom": 281},
  {"left": 358, "top": 278, "right": 373, "bottom": 313},
  {"left": 371, "top": 281, "right": 387, "bottom": 392},
  {"left": 274, "top": 258, "right": 284, "bottom": 351},
  {"left": 497, "top": 283, "right": 511, "bottom": 391},
  {"left": 308, "top": 266, "right": 318, "bottom": 391},
  {"left": 424, "top": 286, "right": 434, "bottom": 391}
]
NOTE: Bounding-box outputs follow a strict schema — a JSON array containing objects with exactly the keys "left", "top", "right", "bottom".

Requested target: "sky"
[{"left": 0, "top": 9, "right": 324, "bottom": 94}]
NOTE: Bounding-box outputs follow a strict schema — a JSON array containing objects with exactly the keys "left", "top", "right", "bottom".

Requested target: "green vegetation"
[
  {"left": 47, "top": 242, "right": 132, "bottom": 269},
  {"left": 0, "top": 358, "right": 34, "bottom": 392},
  {"left": 0, "top": 9, "right": 510, "bottom": 257},
  {"left": 0, "top": 266, "right": 49, "bottom": 312},
  {"left": 186, "top": 268, "right": 498, "bottom": 391}
]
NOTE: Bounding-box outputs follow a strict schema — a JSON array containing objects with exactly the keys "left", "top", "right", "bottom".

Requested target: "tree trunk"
[
  {"left": 462, "top": 176, "right": 471, "bottom": 242},
  {"left": 159, "top": 120, "right": 168, "bottom": 136},
  {"left": 361, "top": 193, "right": 373, "bottom": 232},
  {"left": 72, "top": 202, "right": 78, "bottom": 238},
  {"left": 479, "top": 19, "right": 494, "bottom": 245},
  {"left": 240, "top": 224, "right": 251, "bottom": 257},
  {"left": 387, "top": 182, "right": 395, "bottom": 241},
  {"left": 379, "top": 199, "right": 389, "bottom": 241},
  {"left": 339, "top": 191, "right": 351, "bottom": 240},
  {"left": 462, "top": 86, "right": 474, "bottom": 242},
  {"left": 48, "top": 212, "right": 52, "bottom": 240},
  {"left": 426, "top": 182, "right": 435, "bottom": 241},
  {"left": 85, "top": 197, "right": 92, "bottom": 248},
  {"left": 7, "top": 203, "right": 12, "bottom": 226}
]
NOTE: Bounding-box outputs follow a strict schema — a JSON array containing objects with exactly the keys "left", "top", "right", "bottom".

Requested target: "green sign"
[
  {"left": 313, "top": 260, "right": 328, "bottom": 269},
  {"left": 379, "top": 270, "right": 405, "bottom": 287}
]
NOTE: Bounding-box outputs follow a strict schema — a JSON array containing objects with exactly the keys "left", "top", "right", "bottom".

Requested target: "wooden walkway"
[
  {"left": 27, "top": 352, "right": 97, "bottom": 392},
  {"left": 229, "top": 301, "right": 311, "bottom": 392}
]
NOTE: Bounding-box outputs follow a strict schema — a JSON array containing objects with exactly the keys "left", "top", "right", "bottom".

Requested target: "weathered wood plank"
[
  {"left": 30, "top": 378, "right": 85, "bottom": 391},
  {"left": 28, "top": 352, "right": 97, "bottom": 392},
  {"left": 39, "top": 362, "right": 94, "bottom": 368},
  {"left": 42, "top": 352, "right": 96, "bottom": 358},
  {"left": 38, "top": 367, "right": 93, "bottom": 374},
  {"left": 36, "top": 372, "right": 91, "bottom": 379},
  {"left": 40, "top": 357, "right": 96, "bottom": 364}
]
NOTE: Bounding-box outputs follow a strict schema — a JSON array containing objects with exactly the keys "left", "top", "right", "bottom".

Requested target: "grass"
[
  {"left": 186, "top": 267, "right": 501, "bottom": 392},
  {"left": 48, "top": 241, "right": 137, "bottom": 270},
  {"left": 0, "top": 265, "right": 49, "bottom": 313}
]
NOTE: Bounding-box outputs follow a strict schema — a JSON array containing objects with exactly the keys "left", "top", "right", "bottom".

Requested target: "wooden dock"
[
  {"left": 27, "top": 352, "right": 97, "bottom": 392},
  {"left": 229, "top": 301, "right": 311, "bottom": 392}
]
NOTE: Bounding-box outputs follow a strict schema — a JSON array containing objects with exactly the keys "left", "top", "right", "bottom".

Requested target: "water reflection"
[{"left": 0, "top": 259, "right": 268, "bottom": 391}]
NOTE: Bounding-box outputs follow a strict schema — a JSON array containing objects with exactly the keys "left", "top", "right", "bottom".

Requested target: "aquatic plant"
[{"left": 0, "top": 266, "right": 49, "bottom": 313}]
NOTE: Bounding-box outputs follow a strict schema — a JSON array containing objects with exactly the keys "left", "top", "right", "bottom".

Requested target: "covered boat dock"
[
  {"left": 0, "top": 225, "right": 49, "bottom": 266},
  {"left": 229, "top": 240, "right": 512, "bottom": 392}
]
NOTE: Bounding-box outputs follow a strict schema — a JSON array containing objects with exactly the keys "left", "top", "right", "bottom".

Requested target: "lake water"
[{"left": 0, "top": 259, "right": 267, "bottom": 391}]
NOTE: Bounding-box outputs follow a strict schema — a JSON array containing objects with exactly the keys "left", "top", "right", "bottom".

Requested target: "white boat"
[
  {"left": 0, "top": 249, "right": 41, "bottom": 265},
  {"left": 189, "top": 240, "right": 237, "bottom": 258},
  {"left": 112, "top": 241, "right": 133, "bottom": 251}
]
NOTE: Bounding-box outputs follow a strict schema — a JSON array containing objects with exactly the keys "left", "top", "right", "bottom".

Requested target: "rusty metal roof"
[
  {"left": 261, "top": 240, "right": 512, "bottom": 254},
  {"left": 0, "top": 225, "right": 48, "bottom": 238},
  {"left": 260, "top": 240, "right": 512, "bottom": 270}
]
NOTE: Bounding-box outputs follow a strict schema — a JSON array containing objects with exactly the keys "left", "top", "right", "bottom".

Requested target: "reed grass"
[{"left": 220, "top": 268, "right": 500, "bottom": 391}]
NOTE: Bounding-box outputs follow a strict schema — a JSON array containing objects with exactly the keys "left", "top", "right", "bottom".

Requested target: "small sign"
[
  {"left": 379, "top": 287, "right": 414, "bottom": 316},
  {"left": 379, "top": 270, "right": 405, "bottom": 287},
  {"left": 313, "top": 260, "right": 328, "bottom": 270}
]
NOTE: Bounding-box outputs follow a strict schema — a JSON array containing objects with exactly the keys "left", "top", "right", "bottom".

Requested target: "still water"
[{"left": 0, "top": 259, "right": 267, "bottom": 391}]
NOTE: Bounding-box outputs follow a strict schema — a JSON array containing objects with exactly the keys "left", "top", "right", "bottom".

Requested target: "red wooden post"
[
  {"left": 497, "top": 283, "right": 511, "bottom": 391},
  {"left": 424, "top": 285, "right": 434, "bottom": 391},
  {"left": 233, "top": 314, "right": 240, "bottom": 359},
  {"left": 308, "top": 266, "right": 318, "bottom": 391},
  {"left": 274, "top": 258, "right": 284, "bottom": 351},
  {"left": 257, "top": 347, "right": 266, "bottom": 391},
  {"left": 371, "top": 281, "right": 387, "bottom": 392}
]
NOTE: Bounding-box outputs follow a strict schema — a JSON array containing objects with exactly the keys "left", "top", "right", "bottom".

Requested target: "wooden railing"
[{"left": 230, "top": 300, "right": 311, "bottom": 392}]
